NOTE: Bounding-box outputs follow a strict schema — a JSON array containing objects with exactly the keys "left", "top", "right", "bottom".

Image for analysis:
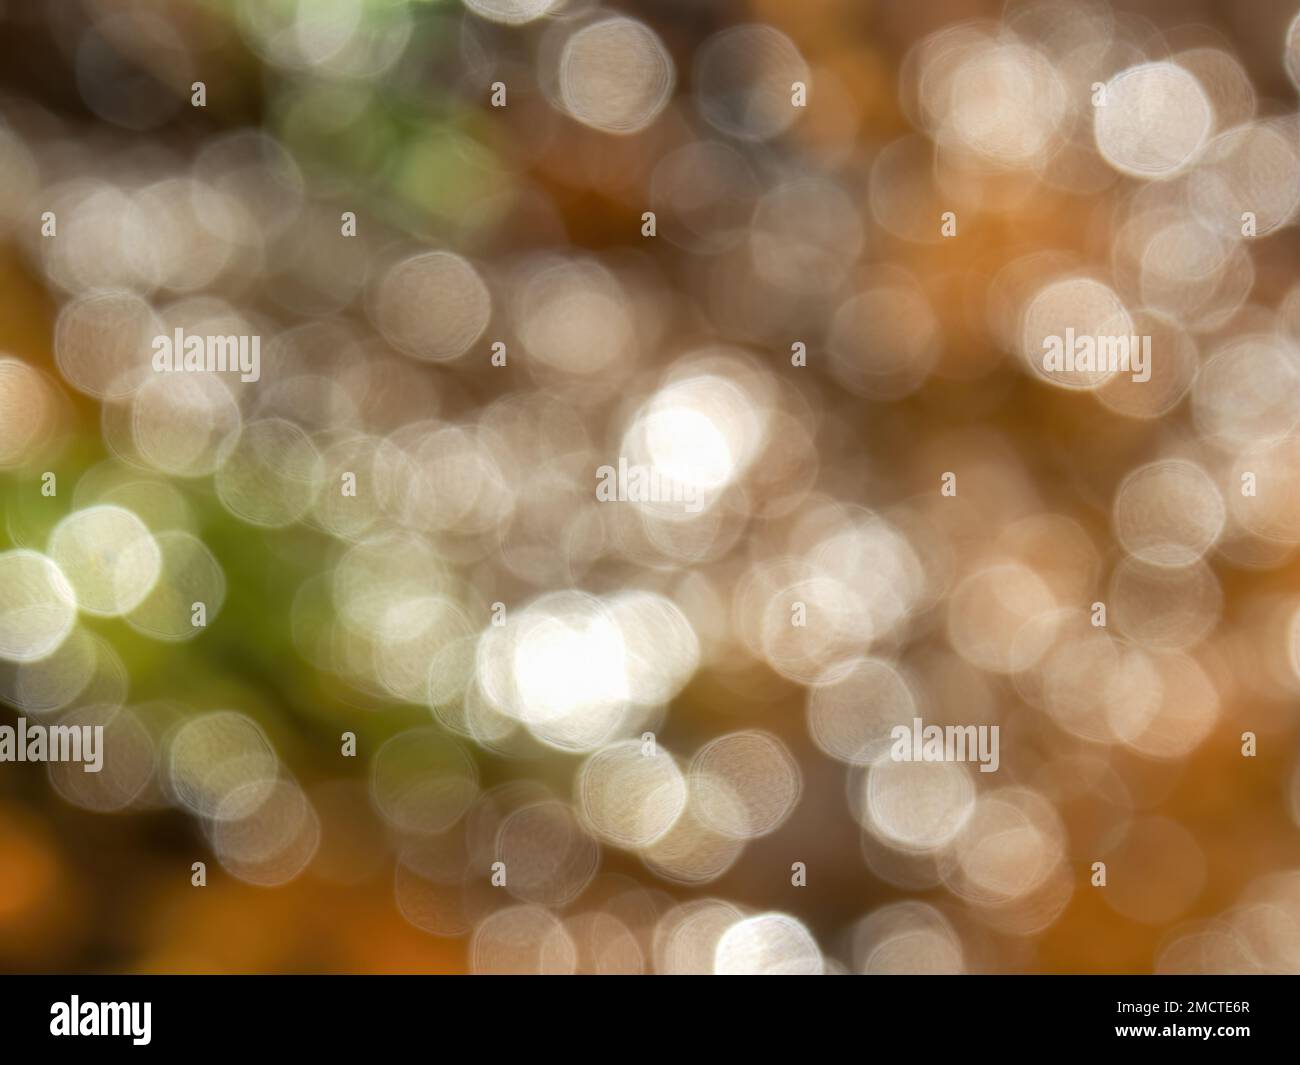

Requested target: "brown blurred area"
[{"left": 1, "top": 0, "right": 1300, "bottom": 976}]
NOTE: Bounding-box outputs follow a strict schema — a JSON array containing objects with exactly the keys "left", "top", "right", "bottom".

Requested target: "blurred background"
[{"left": 2, "top": 0, "right": 1300, "bottom": 974}]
